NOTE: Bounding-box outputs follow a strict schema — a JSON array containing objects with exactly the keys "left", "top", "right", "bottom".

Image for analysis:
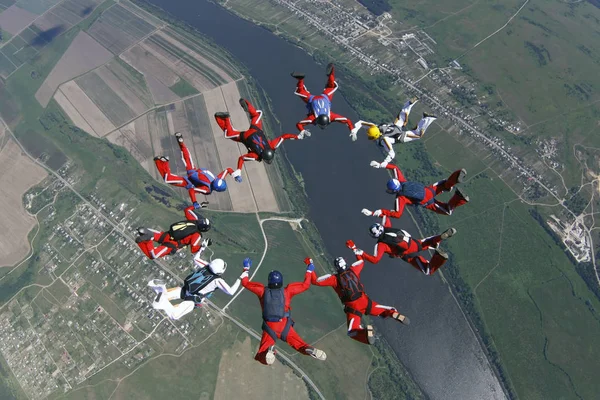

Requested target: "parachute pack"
[
  {"left": 182, "top": 268, "right": 218, "bottom": 300},
  {"left": 337, "top": 269, "right": 364, "bottom": 302},
  {"left": 262, "top": 288, "right": 287, "bottom": 322},
  {"left": 243, "top": 127, "right": 272, "bottom": 157},
  {"left": 168, "top": 221, "right": 199, "bottom": 241}
]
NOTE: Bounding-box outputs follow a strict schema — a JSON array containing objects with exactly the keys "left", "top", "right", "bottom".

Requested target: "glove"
[
  {"left": 243, "top": 257, "right": 252, "bottom": 271},
  {"left": 346, "top": 239, "right": 356, "bottom": 250},
  {"left": 201, "top": 238, "right": 212, "bottom": 248},
  {"left": 373, "top": 209, "right": 383, "bottom": 217},
  {"left": 300, "top": 129, "right": 311, "bottom": 137},
  {"left": 193, "top": 201, "right": 200, "bottom": 209},
  {"left": 186, "top": 183, "right": 195, "bottom": 189},
  {"left": 349, "top": 127, "right": 359, "bottom": 142},
  {"left": 370, "top": 161, "right": 381, "bottom": 168},
  {"left": 200, "top": 201, "right": 209, "bottom": 208},
  {"left": 354, "top": 248, "right": 364, "bottom": 256},
  {"left": 232, "top": 169, "right": 242, "bottom": 183},
  {"left": 361, "top": 208, "right": 373, "bottom": 216}
]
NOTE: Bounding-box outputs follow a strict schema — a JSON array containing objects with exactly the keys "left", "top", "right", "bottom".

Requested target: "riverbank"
[{"left": 135, "top": 0, "right": 507, "bottom": 398}]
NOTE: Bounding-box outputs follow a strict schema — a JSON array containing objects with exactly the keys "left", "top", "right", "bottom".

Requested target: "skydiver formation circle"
[{"left": 138, "top": 63, "right": 469, "bottom": 365}]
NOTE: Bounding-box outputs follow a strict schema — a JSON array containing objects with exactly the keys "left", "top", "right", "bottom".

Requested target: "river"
[{"left": 145, "top": 1, "right": 505, "bottom": 398}]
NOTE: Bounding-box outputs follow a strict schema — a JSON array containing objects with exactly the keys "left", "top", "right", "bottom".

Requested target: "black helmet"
[
  {"left": 268, "top": 270, "right": 283, "bottom": 288},
  {"left": 316, "top": 114, "right": 330, "bottom": 128},
  {"left": 195, "top": 217, "right": 211, "bottom": 232},
  {"left": 334, "top": 257, "right": 347, "bottom": 272},
  {"left": 262, "top": 149, "right": 275, "bottom": 164}
]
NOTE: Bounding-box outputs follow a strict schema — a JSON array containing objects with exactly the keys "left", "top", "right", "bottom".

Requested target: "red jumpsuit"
[
  {"left": 362, "top": 216, "right": 447, "bottom": 275},
  {"left": 242, "top": 271, "right": 313, "bottom": 365},
  {"left": 214, "top": 99, "right": 299, "bottom": 170},
  {"left": 294, "top": 65, "right": 354, "bottom": 132},
  {"left": 311, "top": 259, "right": 397, "bottom": 344},
  {"left": 154, "top": 140, "right": 233, "bottom": 204},
  {"left": 136, "top": 206, "right": 203, "bottom": 259},
  {"left": 384, "top": 163, "right": 467, "bottom": 218}
]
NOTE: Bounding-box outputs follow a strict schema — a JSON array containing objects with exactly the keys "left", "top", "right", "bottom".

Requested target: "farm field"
[
  {"left": 0, "top": 138, "right": 47, "bottom": 267},
  {"left": 35, "top": 30, "right": 112, "bottom": 106}
]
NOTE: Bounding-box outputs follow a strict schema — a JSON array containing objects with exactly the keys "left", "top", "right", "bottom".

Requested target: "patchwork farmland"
[{"left": 16, "top": 0, "right": 290, "bottom": 213}]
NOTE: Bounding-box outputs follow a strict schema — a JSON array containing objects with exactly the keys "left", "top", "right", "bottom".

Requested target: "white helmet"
[
  {"left": 208, "top": 258, "right": 227, "bottom": 275},
  {"left": 334, "top": 257, "right": 347, "bottom": 272},
  {"left": 369, "top": 223, "right": 384, "bottom": 238}
]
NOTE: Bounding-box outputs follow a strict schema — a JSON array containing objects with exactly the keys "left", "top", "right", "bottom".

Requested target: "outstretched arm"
[
  {"left": 350, "top": 257, "right": 365, "bottom": 277},
  {"left": 385, "top": 163, "right": 407, "bottom": 182},
  {"left": 192, "top": 242, "right": 211, "bottom": 269},
  {"left": 215, "top": 277, "right": 241, "bottom": 296},
  {"left": 330, "top": 111, "right": 355, "bottom": 131},
  {"left": 236, "top": 153, "right": 260, "bottom": 171},
  {"left": 185, "top": 205, "right": 208, "bottom": 221},
  {"left": 379, "top": 136, "right": 396, "bottom": 166},
  {"left": 311, "top": 273, "right": 337, "bottom": 287},
  {"left": 270, "top": 133, "right": 299, "bottom": 149},
  {"left": 361, "top": 243, "right": 388, "bottom": 264},
  {"left": 217, "top": 167, "right": 235, "bottom": 180},
  {"left": 296, "top": 115, "right": 316, "bottom": 132},
  {"left": 287, "top": 260, "right": 314, "bottom": 298},
  {"left": 378, "top": 197, "right": 408, "bottom": 219}
]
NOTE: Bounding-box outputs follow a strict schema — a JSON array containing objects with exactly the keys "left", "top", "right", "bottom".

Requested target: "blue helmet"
[
  {"left": 211, "top": 178, "right": 227, "bottom": 192},
  {"left": 386, "top": 178, "right": 401, "bottom": 194},
  {"left": 268, "top": 270, "right": 283, "bottom": 289}
]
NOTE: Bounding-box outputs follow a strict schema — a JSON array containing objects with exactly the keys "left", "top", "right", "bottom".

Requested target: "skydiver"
[
  {"left": 154, "top": 132, "right": 233, "bottom": 209},
  {"left": 148, "top": 242, "right": 242, "bottom": 320},
  {"left": 309, "top": 256, "right": 409, "bottom": 345},
  {"left": 368, "top": 162, "right": 469, "bottom": 218},
  {"left": 346, "top": 214, "right": 456, "bottom": 275},
  {"left": 291, "top": 63, "right": 354, "bottom": 135},
  {"left": 350, "top": 99, "right": 437, "bottom": 166},
  {"left": 241, "top": 257, "right": 327, "bottom": 365},
  {"left": 135, "top": 206, "right": 211, "bottom": 259},
  {"left": 214, "top": 98, "right": 303, "bottom": 182}
]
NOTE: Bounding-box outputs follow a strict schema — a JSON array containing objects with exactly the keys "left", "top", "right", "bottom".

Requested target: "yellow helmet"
[{"left": 367, "top": 126, "right": 381, "bottom": 140}]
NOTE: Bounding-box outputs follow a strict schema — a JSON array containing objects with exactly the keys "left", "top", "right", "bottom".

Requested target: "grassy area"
[
  {"left": 212, "top": 0, "right": 600, "bottom": 397},
  {"left": 0, "top": 3, "right": 422, "bottom": 398},
  {"left": 168, "top": 77, "right": 200, "bottom": 98}
]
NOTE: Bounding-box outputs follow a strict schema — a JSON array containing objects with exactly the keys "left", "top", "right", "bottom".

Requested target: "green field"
[
  {"left": 0, "top": 6, "right": 425, "bottom": 398},
  {"left": 168, "top": 77, "right": 199, "bottom": 98}
]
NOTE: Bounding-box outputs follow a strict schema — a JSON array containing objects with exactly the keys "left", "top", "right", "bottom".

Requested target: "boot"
[
  {"left": 174, "top": 132, "right": 183, "bottom": 143},
  {"left": 423, "top": 112, "right": 437, "bottom": 119},
  {"left": 444, "top": 169, "right": 467, "bottom": 190},
  {"left": 428, "top": 250, "right": 449, "bottom": 275},
  {"left": 392, "top": 312, "right": 410, "bottom": 325},
  {"left": 290, "top": 71, "right": 305, "bottom": 79},
  {"left": 266, "top": 345, "right": 276, "bottom": 365},
  {"left": 325, "top": 63, "right": 334, "bottom": 76},
  {"left": 153, "top": 156, "right": 169, "bottom": 162},
  {"left": 410, "top": 96, "right": 419, "bottom": 104},
  {"left": 214, "top": 112, "right": 230, "bottom": 119},
  {"left": 440, "top": 228, "right": 457, "bottom": 240},
  {"left": 447, "top": 189, "right": 470, "bottom": 212},
  {"left": 306, "top": 347, "right": 327, "bottom": 361},
  {"left": 367, "top": 325, "right": 375, "bottom": 344}
]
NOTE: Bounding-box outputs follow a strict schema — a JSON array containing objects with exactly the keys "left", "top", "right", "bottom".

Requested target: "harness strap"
[
  {"left": 262, "top": 317, "right": 294, "bottom": 343},
  {"left": 344, "top": 306, "right": 363, "bottom": 318},
  {"left": 365, "top": 298, "right": 373, "bottom": 315},
  {"left": 157, "top": 232, "right": 170, "bottom": 244},
  {"left": 422, "top": 187, "right": 436, "bottom": 206},
  {"left": 400, "top": 235, "right": 423, "bottom": 260}
]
